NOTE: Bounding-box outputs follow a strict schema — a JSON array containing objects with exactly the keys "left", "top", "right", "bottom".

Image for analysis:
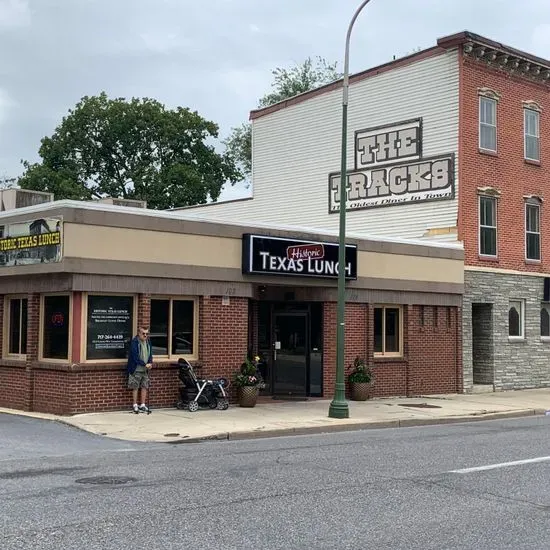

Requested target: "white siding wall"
[{"left": 184, "top": 49, "right": 460, "bottom": 242}]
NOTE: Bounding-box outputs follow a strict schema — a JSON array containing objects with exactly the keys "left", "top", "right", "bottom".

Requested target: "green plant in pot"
[
  {"left": 347, "top": 356, "right": 373, "bottom": 401},
  {"left": 233, "top": 354, "right": 264, "bottom": 407}
]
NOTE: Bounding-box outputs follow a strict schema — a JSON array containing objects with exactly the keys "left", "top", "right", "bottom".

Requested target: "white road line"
[{"left": 450, "top": 456, "right": 550, "bottom": 474}]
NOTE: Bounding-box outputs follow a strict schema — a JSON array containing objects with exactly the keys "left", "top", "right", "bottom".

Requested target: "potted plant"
[
  {"left": 233, "top": 354, "right": 265, "bottom": 407},
  {"left": 347, "top": 356, "right": 373, "bottom": 401}
]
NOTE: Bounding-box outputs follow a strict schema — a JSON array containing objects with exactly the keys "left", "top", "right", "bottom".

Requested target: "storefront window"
[
  {"left": 7, "top": 297, "right": 28, "bottom": 355},
  {"left": 42, "top": 295, "right": 70, "bottom": 360},
  {"left": 373, "top": 306, "right": 402, "bottom": 356},
  {"left": 86, "top": 295, "right": 134, "bottom": 360},
  {"left": 150, "top": 298, "right": 196, "bottom": 357}
]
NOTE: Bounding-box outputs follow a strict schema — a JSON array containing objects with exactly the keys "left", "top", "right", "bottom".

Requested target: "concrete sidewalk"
[{"left": 2, "top": 389, "right": 550, "bottom": 443}]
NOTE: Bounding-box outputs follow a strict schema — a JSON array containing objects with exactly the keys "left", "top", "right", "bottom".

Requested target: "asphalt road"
[{"left": 2, "top": 412, "right": 550, "bottom": 550}]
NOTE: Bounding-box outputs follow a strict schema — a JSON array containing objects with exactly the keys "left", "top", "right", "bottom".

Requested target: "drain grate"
[
  {"left": 398, "top": 403, "right": 442, "bottom": 409},
  {"left": 75, "top": 476, "right": 137, "bottom": 485}
]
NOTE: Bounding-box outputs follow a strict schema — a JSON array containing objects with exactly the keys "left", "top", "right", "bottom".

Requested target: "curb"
[
  {"left": 165, "top": 408, "right": 546, "bottom": 444},
  {"left": 3, "top": 406, "right": 547, "bottom": 445}
]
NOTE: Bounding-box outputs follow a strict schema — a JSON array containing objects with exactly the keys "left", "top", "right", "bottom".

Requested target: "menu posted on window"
[{"left": 86, "top": 296, "right": 133, "bottom": 360}]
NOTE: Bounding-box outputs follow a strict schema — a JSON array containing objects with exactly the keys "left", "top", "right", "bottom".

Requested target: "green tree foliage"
[
  {"left": 223, "top": 56, "right": 341, "bottom": 179},
  {"left": 18, "top": 93, "right": 240, "bottom": 209}
]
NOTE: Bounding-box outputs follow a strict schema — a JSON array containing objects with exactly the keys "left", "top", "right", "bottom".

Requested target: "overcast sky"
[{"left": 1, "top": 0, "right": 549, "bottom": 200}]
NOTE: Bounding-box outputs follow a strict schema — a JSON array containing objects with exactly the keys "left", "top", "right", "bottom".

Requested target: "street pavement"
[
  {"left": 2, "top": 388, "right": 549, "bottom": 443},
  {"left": 2, "top": 412, "right": 550, "bottom": 549}
]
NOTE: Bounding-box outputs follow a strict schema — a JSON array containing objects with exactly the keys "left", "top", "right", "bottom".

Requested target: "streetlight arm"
[{"left": 342, "top": 0, "right": 372, "bottom": 106}]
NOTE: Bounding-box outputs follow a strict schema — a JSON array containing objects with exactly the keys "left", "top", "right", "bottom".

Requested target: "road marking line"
[{"left": 450, "top": 456, "right": 550, "bottom": 474}]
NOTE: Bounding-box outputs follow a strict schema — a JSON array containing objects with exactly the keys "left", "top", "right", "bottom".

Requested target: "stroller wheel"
[
  {"left": 175, "top": 401, "right": 186, "bottom": 410},
  {"left": 188, "top": 401, "right": 199, "bottom": 412},
  {"left": 208, "top": 398, "right": 218, "bottom": 410},
  {"left": 217, "top": 399, "right": 229, "bottom": 411}
]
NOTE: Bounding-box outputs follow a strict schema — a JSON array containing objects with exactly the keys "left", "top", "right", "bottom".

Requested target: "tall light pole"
[{"left": 329, "top": 0, "right": 373, "bottom": 419}]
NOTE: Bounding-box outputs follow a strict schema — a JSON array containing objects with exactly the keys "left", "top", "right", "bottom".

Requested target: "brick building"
[
  {"left": 0, "top": 198, "right": 463, "bottom": 414},
  {"left": 184, "top": 31, "right": 550, "bottom": 393}
]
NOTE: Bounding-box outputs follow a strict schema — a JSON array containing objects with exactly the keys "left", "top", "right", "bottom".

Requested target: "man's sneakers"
[
  {"left": 133, "top": 403, "right": 140, "bottom": 414},
  {"left": 132, "top": 403, "right": 151, "bottom": 414}
]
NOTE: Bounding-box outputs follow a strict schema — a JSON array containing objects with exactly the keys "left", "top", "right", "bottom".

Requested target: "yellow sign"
[{"left": 0, "top": 231, "right": 61, "bottom": 252}]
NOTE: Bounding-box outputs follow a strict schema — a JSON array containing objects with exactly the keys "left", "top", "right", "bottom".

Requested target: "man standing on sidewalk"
[{"left": 127, "top": 327, "right": 153, "bottom": 413}]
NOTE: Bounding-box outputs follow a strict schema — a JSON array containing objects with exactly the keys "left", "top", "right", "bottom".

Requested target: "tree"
[
  {"left": 223, "top": 56, "right": 341, "bottom": 180},
  {"left": 18, "top": 93, "right": 240, "bottom": 209},
  {"left": 0, "top": 175, "right": 17, "bottom": 189}
]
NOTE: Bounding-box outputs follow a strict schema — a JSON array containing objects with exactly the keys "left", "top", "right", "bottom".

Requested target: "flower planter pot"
[
  {"left": 350, "top": 382, "right": 371, "bottom": 401},
  {"left": 238, "top": 386, "right": 258, "bottom": 407}
]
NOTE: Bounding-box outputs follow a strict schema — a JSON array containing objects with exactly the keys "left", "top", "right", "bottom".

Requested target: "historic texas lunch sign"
[
  {"left": 242, "top": 234, "right": 357, "bottom": 280},
  {"left": 328, "top": 118, "right": 455, "bottom": 213}
]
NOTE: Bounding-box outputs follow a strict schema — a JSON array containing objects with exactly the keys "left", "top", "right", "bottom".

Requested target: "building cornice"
[{"left": 439, "top": 32, "right": 550, "bottom": 84}]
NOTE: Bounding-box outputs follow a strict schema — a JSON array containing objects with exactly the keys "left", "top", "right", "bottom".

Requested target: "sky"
[{"left": 1, "top": 0, "right": 549, "bottom": 201}]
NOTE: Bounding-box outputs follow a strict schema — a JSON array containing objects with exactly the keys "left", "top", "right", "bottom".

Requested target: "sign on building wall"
[
  {"left": 328, "top": 118, "right": 455, "bottom": 213},
  {"left": 86, "top": 295, "right": 134, "bottom": 360},
  {"left": 0, "top": 217, "right": 62, "bottom": 267},
  {"left": 242, "top": 234, "right": 357, "bottom": 280}
]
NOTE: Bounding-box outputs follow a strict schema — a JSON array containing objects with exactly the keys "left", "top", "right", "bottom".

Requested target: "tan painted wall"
[
  {"left": 64, "top": 223, "right": 241, "bottom": 269},
  {"left": 64, "top": 223, "right": 463, "bottom": 285}
]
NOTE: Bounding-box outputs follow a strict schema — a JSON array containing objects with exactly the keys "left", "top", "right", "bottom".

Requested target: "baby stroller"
[{"left": 175, "top": 358, "right": 230, "bottom": 412}]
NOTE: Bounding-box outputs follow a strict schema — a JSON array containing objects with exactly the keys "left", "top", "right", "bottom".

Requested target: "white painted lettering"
[{"left": 260, "top": 251, "right": 270, "bottom": 270}]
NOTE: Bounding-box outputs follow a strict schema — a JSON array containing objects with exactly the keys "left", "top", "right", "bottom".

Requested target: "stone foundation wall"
[{"left": 463, "top": 270, "right": 550, "bottom": 391}]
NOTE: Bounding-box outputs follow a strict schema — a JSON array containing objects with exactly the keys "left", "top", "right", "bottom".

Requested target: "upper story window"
[
  {"left": 524, "top": 108, "right": 540, "bottom": 162},
  {"left": 479, "top": 195, "right": 497, "bottom": 257},
  {"left": 525, "top": 201, "right": 541, "bottom": 261},
  {"left": 479, "top": 96, "right": 497, "bottom": 152}
]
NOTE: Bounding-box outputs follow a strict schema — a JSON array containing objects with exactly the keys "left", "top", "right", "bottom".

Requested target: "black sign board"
[
  {"left": 86, "top": 295, "right": 134, "bottom": 360},
  {"left": 242, "top": 234, "right": 357, "bottom": 280}
]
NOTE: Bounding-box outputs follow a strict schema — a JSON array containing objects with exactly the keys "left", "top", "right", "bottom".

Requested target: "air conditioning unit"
[
  {"left": 0, "top": 188, "right": 54, "bottom": 211},
  {"left": 96, "top": 197, "right": 147, "bottom": 209}
]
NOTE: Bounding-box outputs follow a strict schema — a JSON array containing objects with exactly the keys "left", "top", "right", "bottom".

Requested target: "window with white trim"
[
  {"left": 524, "top": 109, "right": 540, "bottom": 161},
  {"left": 479, "top": 196, "right": 497, "bottom": 256},
  {"left": 5, "top": 297, "right": 28, "bottom": 356},
  {"left": 149, "top": 298, "right": 198, "bottom": 358},
  {"left": 525, "top": 202, "right": 541, "bottom": 261},
  {"left": 374, "top": 306, "right": 402, "bottom": 356},
  {"left": 479, "top": 96, "right": 497, "bottom": 151},
  {"left": 509, "top": 300, "right": 524, "bottom": 338}
]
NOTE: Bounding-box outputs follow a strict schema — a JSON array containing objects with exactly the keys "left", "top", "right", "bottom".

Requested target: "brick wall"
[
  {"left": 322, "top": 302, "right": 367, "bottom": 395},
  {"left": 323, "top": 302, "right": 461, "bottom": 398},
  {"left": 137, "top": 294, "right": 151, "bottom": 329},
  {"left": 1, "top": 363, "right": 30, "bottom": 410},
  {"left": 407, "top": 305, "right": 462, "bottom": 395},
  {"left": 459, "top": 55, "right": 550, "bottom": 271},
  {"left": 199, "top": 295, "right": 249, "bottom": 398},
  {"left": 1, "top": 292, "right": 461, "bottom": 413}
]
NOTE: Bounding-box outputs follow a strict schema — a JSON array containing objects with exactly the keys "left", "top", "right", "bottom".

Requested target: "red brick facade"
[
  {"left": 323, "top": 302, "right": 462, "bottom": 399},
  {"left": 0, "top": 290, "right": 462, "bottom": 414},
  {"left": 459, "top": 54, "right": 550, "bottom": 270}
]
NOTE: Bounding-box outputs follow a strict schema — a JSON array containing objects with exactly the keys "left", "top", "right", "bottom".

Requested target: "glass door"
[{"left": 272, "top": 313, "right": 308, "bottom": 397}]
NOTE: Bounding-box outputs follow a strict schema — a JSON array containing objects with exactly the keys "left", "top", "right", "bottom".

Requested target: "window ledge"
[
  {"left": 541, "top": 337, "right": 550, "bottom": 342},
  {"left": 524, "top": 158, "right": 541, "bottom": 167},
  {"left": 508, "top": 336, "right": 526, "bottom": 343},
  {"left": 525, "top": 259, "right": 542, "bottom": 265},
  {"left": 373, "top": 356, "right": 406, "bottom": 363},
  {"left": 479, "top": 148, "right": 498, "bottom": 157},
  {"left": 0, "top": 358, "right": 27, "bottom": 368},
  {"left": 478, "top": 255, "right": 499, "bottom": 262}
]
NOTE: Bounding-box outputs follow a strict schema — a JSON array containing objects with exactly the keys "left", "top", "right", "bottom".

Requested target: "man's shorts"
[{"left": 128, "top": 365, "right": 150, "bottom": 389}]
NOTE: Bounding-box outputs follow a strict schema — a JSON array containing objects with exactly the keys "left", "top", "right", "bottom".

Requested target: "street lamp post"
[{"left": 328, "top": 0, "right": 373, "bottom": 419}]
